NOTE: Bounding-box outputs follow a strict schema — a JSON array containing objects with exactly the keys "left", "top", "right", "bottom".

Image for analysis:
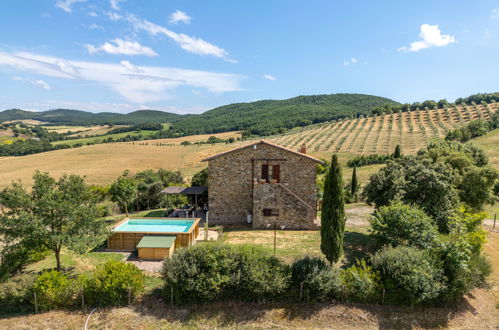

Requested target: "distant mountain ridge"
[
  {"left": 0, "top": 93, "right": 399, "bottom": 134},
  {"left": 0, "top": 109, "right": 184, "bottom": 125}
]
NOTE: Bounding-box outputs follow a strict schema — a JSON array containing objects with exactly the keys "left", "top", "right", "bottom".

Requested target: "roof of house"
[
  {"left": 201, "top": 140, "right": 323, "bottom": 164},
  {"left": 136, "top": 235, "right": 176, "bottom": 249},
  {"left": 160, "top": 186, "right": 207, "bottom": 195}
]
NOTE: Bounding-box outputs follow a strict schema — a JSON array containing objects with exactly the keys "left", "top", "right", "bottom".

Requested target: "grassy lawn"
[
  {"left": 25, "top": 250, "right": 124, "bottom": 275},
  {"left": 223, "top": 225, "right": 374, "bottom": 266}
]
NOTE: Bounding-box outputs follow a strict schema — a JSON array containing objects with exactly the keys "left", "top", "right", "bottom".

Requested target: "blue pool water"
[{"left": 113, "top": 219, "right": 194, "bottom": 233}]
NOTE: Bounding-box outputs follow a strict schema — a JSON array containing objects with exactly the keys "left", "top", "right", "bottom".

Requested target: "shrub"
[
  {"left": 82, "top": 260, "right": 145, "bottom": 307},
  {"left": 369, "top": 201, "right": 439, "bottom": 249},
  {"left": 162, "top": 243, "right": 290, "bottom": 304},
  {"left": 341, "top": 259, "right": 380, "bottom": 303},
  {"left": 0, "top": 244, "right": 49, "bottom": 282},
  {"left": 0, "top": 274, "right": 36, "bottom": 315},
  {"left": 33, "top": 270, "right": 77, "bottom": 311},
  {"left": 291, "top": 256, "right": 341, "bottom": 302},
  {"left": 232, "top": 245, "right": 290, "bottom": 300},
  {"left": 371, "top": 246, "right": 445, "bottom": 305}
]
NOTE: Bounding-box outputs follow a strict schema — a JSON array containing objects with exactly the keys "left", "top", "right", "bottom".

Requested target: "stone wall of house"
[
  {"left": 252, "top": 182, "right": 317, "bottom": 229},
  {"left": 207, "top": 142, "right": 318, "bottom": 229}
]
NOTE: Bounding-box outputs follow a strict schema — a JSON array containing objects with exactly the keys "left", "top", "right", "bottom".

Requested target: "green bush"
[
  {"left": 369, "top": 201, "right": 439, "bottom": 249},
  {"left": 82, "top": 260, "right": 145, "bottom": 307},
  {"left": 341, "top": 259, "right": 380, "bottom": 303},
  {"left": 162, "top": 243, "right": 290, "bottom": 304},
  {"left": 371, "top": 246, "right": 445, "bottom": 305},
  {"left": 291, "top": 256, "right": 341, "bottom": 302},
  {"left": 232, "top": 245, "right": 290, "bottom": 300},
  {"left": 0, "top": 245, "right": 50, "bottom": 282},
  {"left": 0, "top": 274, "right": 36, "bottom": 315},
  {"left": 33, "top": 270, "right": 77, "bottom": 311}
]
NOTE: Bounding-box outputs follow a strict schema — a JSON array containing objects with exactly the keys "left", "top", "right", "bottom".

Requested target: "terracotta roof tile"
[{"left": 201, "top": 140, "right": 324, "bottom": 163}]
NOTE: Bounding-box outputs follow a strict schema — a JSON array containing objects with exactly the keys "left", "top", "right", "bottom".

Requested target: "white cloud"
[
  {"left": 89, "top": 11, "right": 98, "bottom": 17},
  {"left": 398, "top": 24, "right": 456, "bottom": 52},
  {"left": 169, "top": 10, "right": 191, "bottom": 25},
  {"left": 120, "top": 60, "right": 142, "bottom": 73},
  {"left": 85, "top": 38, "right": 158, "bottom": 56},
  {"left": 0, "top": 51, "right": 244, "bottom": 104},
  {"left": 110, "top": 0, "right": 125, "bottom": 10},
  {"left": 88, "top": 23, "right": 102, "bottom": 30},
  {"left": 110, "top": 13, "right": 234, "bottom": 61},
  {"left": 55, "top": 0, "right": 87, "bottom": 13},
  {"left": 343, "top": 58, "right": 359, "bottom": 66},
  {"left": 12, "top": 76, "right": 51, "bottom": 90},
  {"left": 263, "top": 74, "right": 276, "bottom": 81},
  {"left": 492, "top": 7, "right": 499, "bottom": 19},
  {"left": 106, "top": 11, "right": 123, "bottom": 21}
]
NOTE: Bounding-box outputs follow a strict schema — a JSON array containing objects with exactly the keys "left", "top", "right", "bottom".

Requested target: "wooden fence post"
[
  {"left": 170, "top": 286, "right": 173, "bottom": 307},
  {"left": 34, "top": 291, "right": 38, "bottom": 313}
]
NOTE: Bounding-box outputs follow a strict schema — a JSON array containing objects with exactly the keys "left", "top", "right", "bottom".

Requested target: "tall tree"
[
  {"left": 0, "top": 171, "right": 108, "bottom": 271},
  {"left": 320, "top": 154, "right": 346, "bottom": 264},
  {"left": 351, "top": 166, "right": 358, "bottom": 197},
  {"left": 110, "top": 171, "right": 138, "bottom": 216},
  {"left": 393, "top": 145, "right": 402, "bottom": 159}
]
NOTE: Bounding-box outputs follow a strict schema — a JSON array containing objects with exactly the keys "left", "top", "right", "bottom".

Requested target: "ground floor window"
[{"left": 263, "top": 208, "right": 279, "bottom": 216}]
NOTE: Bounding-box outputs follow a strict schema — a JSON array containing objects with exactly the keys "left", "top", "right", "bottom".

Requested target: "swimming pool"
[
  {"left": 113, "top": 219, "right": 195, "bottom": 233},
  {"left": 108, "top": 217, "right": 201, "bottom": 251}
]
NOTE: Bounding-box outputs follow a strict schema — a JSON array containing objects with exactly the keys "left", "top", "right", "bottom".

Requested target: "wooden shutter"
[
  {"left": 261, "top": 164, "right": 269, "bottom": 182},
  {"left": 272, "top": 165, "right": 280, "bottom": 183},
  {"left": 263, "top": 208, "right": 271, "bottom": 216}
]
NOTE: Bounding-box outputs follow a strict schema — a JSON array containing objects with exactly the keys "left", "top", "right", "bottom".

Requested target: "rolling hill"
[
  {"left": 0, "top": 109, "right": 184, "bottom": 125},
  {"left": 0, "top": 94, "right": 399, "bottom": 134},
  {"left": 266, "top": 102, "right": 498, "bottom": 155},
  {"left": 172, "top": 93, "right": 400, "bottom": 135}
]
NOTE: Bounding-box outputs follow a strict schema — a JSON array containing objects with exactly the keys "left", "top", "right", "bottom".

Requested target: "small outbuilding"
[{"left": 136, "top": 235, "right": 176, "bottom": 260}]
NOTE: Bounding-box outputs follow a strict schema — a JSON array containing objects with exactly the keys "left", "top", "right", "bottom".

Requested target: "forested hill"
[
  {"left": 0, "top": 93, "right": 398, "bottom": 134},
  {"left": 0, "top": 109, "right": 184, "bottom": 125},
  {"left": 172, "top": 94, "right": 399, "bottom": 136}
]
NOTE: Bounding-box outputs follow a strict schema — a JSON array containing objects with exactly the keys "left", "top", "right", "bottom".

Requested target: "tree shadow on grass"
[
  {"left": 132, "top": 290, "right": 481, "bottom": 329},
  {"left": 342, "top": 230, "right": 376, "bottom": 268}
]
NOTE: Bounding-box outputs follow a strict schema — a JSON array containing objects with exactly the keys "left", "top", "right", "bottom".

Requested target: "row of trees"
[
  {"left": 446, "top": 112, "right": 499, "bottom": 142},
  {"left": 371, "top": 93, "right": 497, "bottom": 116}
]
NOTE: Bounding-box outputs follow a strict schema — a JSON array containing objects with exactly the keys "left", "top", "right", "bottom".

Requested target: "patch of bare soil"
[
  {"left": 196, "top": 228, "right": 220, "bottom": 241},
  {"left": 346, "top": 204, "right": 374, "bottom": 226}
]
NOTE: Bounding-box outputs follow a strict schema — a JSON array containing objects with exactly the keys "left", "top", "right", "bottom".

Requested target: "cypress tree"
[
  {"left": 320, "top": 154, "right": 346, "bottom": 264},
  {"left": 393, "top": 144, "right": 402, "bottom": 158},
  {"left": 351, "top": 166, "right": 358, "bottom": 197}
]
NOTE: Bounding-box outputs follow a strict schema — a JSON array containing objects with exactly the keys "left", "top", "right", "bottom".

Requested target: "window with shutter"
[
  {"left": 261, "top": 164, "right": 269, "bottom": 182},
  {"left": 272, "top": 165, "right": 280, "bottom": 183}
]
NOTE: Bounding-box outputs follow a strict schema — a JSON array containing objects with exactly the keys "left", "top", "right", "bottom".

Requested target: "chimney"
[{"left": 300, "top": 144, "right": 307, "bottom": 154}]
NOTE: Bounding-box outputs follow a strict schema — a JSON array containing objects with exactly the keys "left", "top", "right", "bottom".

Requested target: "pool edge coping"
[{"left": 111, "top": 217, "right": 201, "bottom": 235}]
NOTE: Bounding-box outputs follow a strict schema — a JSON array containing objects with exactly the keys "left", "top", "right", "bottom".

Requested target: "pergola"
[{"left": 160, "top": 186, "right": 207, "bottom": 207}]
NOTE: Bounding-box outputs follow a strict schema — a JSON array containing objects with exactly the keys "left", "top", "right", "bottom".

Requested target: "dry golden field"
[
  {"left": 1, "top": 104, "right": 497, "bottom": 188},
  {"left": 269, "top": 103, "right": 498, "bottom": 155},
  {"left": 44, "top": 124, "right": 127, "bottom": 135},
  {"left": 0, "top": 131, "right": 242, "bottom": 187}
]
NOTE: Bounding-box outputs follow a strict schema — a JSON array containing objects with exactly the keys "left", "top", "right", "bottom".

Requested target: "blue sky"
[{"left": 0, "top": 0, "right": 498, "bottom": 114}]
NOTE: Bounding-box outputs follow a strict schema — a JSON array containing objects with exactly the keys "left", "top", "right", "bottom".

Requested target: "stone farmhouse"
[{"left": 202, "top": 140, "right": 323, "bottom": 229}]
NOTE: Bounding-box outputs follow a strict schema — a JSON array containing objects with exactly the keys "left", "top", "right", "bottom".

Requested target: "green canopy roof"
[{"left": 137, "top": 235, "right": 176, "bottom": 248}]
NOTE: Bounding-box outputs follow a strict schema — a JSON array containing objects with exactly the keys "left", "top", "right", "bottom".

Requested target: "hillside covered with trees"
[
  {"left": 0, "top": 109, "right": 185, "bottom": 126},
  {"left": 172, "top": 93, "right": 399, "bottom": 136},
  {"left": 0, "top": 94, "right": 399, "bottom": 136}
]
